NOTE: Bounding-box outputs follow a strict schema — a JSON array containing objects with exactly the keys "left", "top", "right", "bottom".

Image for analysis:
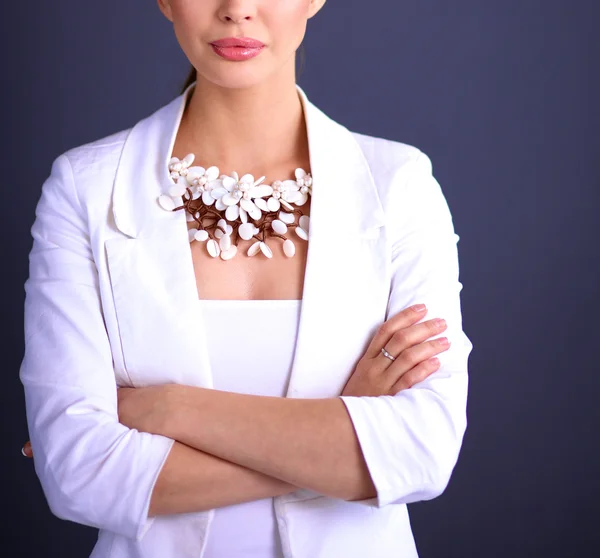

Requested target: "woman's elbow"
[{"left": 418, "top": 423, "right": 466, "bottom": 502}]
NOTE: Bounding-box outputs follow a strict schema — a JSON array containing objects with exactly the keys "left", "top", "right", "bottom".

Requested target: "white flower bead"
[
  {"left": 239, "top": 222, "right": 256, "bottom": 241},
  {"left": 220, "top": 245, "right": 238, "bottom": 260},
  {"left": 207, "top": 239, "right": 220, "bottom": 258},
  {"left": 271, "top": 220, "right": 287, "bottom": 234},
  {"left": 295, "top": 226, "right": 308, "bottom": 241},
  {"left": 248, "top": 241, "right": 262, "bottom": 257},
  {"left": 283, "top": 239, "right": 296, "bottom": 257},
  {"left": 219, "top": 234, "right": 232, "bottom": 251},
  {"left": 195, "top": 230, "right": 209, "bottom": 242},
  {"left": 279, "top": 211, "right": 295, "bottom": 224},
  {"left": 259, "top": 242, "right": 273, "bottom": 258},
  {"left": 158, "top": 195, "right": 175, "bottom": 211},
  {"left": 299, "top": 215, "right": 310, "bottom": 232}
]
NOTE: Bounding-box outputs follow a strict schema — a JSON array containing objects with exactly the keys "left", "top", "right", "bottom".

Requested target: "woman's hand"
[
  {"left": 341, "top": 304, "right": 450, "bottom": 397},
  {"left": 21, "top": 441, "right": 33, "bottom": 458}
]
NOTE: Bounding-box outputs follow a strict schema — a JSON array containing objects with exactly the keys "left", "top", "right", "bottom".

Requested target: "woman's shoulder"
[
  {"left": 53, "top": 94, "right": 182, "bottom": 202},
  {"left": 351, "top": 130, "right": 424, "bottom": 163},
  {"left": 348, "top": 130, "right": 452, "bottom": 237},
  {"left": 61, "top": 127, "right": 132, "bottom": 178},
  {"left": 39, "top": 127, "right": 135, "bottom": 215},
  {"left": 350, "top": 130, "right": 436, "bottom": 197}
]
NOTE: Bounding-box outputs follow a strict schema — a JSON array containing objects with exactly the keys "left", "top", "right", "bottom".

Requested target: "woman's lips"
[{"left": 210, "top": 44, "right": 265, "bottom": 61}]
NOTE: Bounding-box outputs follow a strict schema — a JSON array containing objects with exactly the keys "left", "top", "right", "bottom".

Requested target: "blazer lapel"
[
  {"left": 108, "top": 83, "right": 390, "bottom": 397},
  {"left": 284, "top": 86, "right": 390, "bottom": 398},
  {"left": 106, "top": 90, "right": 212, "bottom": 388}
]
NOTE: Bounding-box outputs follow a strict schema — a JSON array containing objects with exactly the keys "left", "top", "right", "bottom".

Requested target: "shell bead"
[
  {"left": 280, "top": 199, "right": 294, "bottom": 211},
  {"left": 207, "top": 239, "right": 220, "bottom": 258},
  {"left": 259, "top": 242, "right": 273, "bottom": 259},
  {"left": 267, "top": 197, "right": 280, "bottom": 212},
  {"left": 195, "top": 229, "right": 209, "bottom": 242},
  {"left": 299, "top": 215, "right": 310, "bottom": 233},
  {"left": 283, "top": 239, "right": 296, "bottom": 258},
  {"left": 220, "top": 245, "right": 238, "bottom": 260},
  {"left": 239, "top": 223, "right": 256, "bottom": 241},
  {"left": 225, "top": 204, "right": 239, "bottom": 221},
  {"left": 271, "top": 220, "right": 287, "bottom": 234},
  {"left": 182, "top": 153, "right": 195, "bottom": 166},
  {"left": 295, "top": 226, "right": 309, "bottom": 241},
  {"left": 169, "top": 185, "right": 186, "bottom": 197},
  {"left": 219, "top": 234, "right": 232, "bottom": 251},
  {"left": 248, "top": 205, "right": 262, "bottom": 220},
  {"left": 254, "top": 198, "right": 269, "bottom": 211},
  {"left": 248, "top": 241, "right": 262, "bottom": 257},
  {"left": 158, "top": 195, "right": 176, "bottom": 211},
  {"left": 279, "top": 211, "right": 295, "bottom": 224}
]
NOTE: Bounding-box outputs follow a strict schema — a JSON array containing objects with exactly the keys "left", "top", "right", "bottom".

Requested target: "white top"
[{"left": 199, "top": 298, "right": 303, "bottom": 558}]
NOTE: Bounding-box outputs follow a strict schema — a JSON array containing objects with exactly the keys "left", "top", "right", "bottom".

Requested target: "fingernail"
[{"left": 413, "top": 304, "right": 426, "bottom": 312}]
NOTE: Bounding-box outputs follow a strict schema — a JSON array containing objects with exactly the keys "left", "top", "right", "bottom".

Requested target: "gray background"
[{"left": 3, "top": 1, "right": 599, "bottom": 556}]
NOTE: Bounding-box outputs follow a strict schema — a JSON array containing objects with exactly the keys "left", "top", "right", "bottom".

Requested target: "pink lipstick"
[{"left": 210, "top": 37, "right": 265, "bottom": 61}]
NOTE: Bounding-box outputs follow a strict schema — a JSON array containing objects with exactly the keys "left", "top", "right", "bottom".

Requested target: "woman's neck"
[{"left": 175, "top": 77, "right": 309, "bottom": 175}]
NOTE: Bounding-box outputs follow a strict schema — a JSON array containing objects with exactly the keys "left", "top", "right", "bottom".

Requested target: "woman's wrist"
[{"left": 162, "top": 383, "right": 194, "bottom": 441}]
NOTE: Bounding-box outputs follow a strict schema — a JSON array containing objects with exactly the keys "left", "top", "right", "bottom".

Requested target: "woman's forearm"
[
  {"left": 163, "top": 387, "right": 377, "bottom": 502},
  {"left": 149, "top": 440, "right": 299, "bottom": 517}
]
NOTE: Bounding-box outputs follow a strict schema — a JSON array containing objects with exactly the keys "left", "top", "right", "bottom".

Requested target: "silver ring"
[{"left": 380, "top": 347, "right": 396, "bottom": 361}]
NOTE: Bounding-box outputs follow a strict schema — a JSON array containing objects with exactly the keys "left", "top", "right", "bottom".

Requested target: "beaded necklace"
[{"left": 158, "top": 153, "right": 312, "bottom": 260}]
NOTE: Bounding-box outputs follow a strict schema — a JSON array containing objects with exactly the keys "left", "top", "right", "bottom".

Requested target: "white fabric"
[
  {"left": 199, "top": 298, "right": 301, "bottom": 558},
  {"left": 19, "top": 82, "right": 473, "bottom": 558}
]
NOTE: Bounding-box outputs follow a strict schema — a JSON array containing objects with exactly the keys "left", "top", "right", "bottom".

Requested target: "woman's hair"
[{"left": 179, "top": 43, "right": 307, "bottom": 95}]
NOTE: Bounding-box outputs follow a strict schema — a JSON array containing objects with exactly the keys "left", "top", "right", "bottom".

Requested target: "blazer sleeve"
[
  {"left": 19, "top": 154, "right": 176, "bottom": 540},
  {"left": 338, "top": 151, "right": 473, "bottom": 507}
]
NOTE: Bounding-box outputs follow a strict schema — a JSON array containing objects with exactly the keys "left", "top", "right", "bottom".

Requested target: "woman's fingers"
[
  {"left": 21, "top": 441, "right": 33, "bottom": 458},
  {"left": 382, "top": 318, "right": 447, "bottom": 363},
  {"left": 388, "top": 334, "right": 450, "bottom": 372},
  {"left": 389, "top": 357, "right": 442, "bottom": 395},
  {"left": 364, "top": 304, "right": 428, "bottom": 359},
  {"left": 382, "top": 334, "right": 451, "bottom": 390}
]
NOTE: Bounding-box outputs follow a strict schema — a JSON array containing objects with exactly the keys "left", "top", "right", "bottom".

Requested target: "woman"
[{"left": 20, "top": 0, "right": 472, "bottom": 556}]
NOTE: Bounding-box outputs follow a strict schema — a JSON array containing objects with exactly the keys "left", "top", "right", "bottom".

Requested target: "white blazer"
[{"left": 21, "top": 82, "right": 473, "bottom": 558}]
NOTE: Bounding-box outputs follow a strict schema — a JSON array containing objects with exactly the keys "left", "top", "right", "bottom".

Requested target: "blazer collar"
[{"left": 112, "top": 82, "right": 385, "bottom": 239}]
